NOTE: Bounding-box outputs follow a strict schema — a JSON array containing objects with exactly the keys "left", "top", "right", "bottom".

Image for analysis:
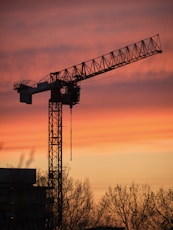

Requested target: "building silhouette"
[{"left": 0, "top": 168, "right": 49, "bottom": 230}]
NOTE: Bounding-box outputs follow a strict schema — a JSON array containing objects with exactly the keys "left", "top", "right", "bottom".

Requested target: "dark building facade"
[{"left": 0, "top": 168, "right": 49, "bottom": 230}]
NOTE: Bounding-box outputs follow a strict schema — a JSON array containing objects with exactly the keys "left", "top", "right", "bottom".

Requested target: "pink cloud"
[
  {"left": 0, "top": 0, "right": 172, "bottom": 95},
  {"left": 0, "top": 0, "right": 173, "bottom": 192}
]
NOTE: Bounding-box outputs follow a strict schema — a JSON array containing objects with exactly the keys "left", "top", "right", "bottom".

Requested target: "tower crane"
[{"left": 14, "top": 34, "right": 162, "bottom": 230}]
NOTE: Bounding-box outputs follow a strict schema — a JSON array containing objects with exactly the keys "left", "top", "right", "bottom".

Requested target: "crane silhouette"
[{"left": 14, "top": 34, "right": 162, "bottom": 230}]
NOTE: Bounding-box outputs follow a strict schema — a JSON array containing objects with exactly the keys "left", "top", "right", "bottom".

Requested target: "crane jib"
[
  {"left": 50, "top": 34, "right": 162, "bottom": 83},
  {"left": 14, "top": 34, "right": 162, "bottom": 99}
]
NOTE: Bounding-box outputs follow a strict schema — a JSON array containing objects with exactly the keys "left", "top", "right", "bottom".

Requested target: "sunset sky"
[{"left": 0, "top": 0, "right": 173, "bottom": 201}]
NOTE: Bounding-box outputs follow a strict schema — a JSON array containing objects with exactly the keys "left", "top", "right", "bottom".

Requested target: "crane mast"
[{"left": 14, "top": 34, "right": 162, "bottom": 230}]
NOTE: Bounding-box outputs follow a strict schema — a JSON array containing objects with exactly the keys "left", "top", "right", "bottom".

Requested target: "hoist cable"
[{"left": 70, "top": 108, "right": 72, "bottom": 161}]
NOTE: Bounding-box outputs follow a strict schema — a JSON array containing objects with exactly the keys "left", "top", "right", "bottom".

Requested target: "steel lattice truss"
[
  {"left": 48, "top": 101, "right": 63, "bottom": 229},
  {"left": 51, "top": 34, "right": 162, "bottom": 83}
]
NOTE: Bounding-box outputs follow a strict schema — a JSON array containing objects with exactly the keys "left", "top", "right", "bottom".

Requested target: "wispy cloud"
[
  {"left": 0, "top": 0, "right": 173, "bottom": 94},
  {"left": 0, "top": 0, "right": 173, "bottom": 191}
]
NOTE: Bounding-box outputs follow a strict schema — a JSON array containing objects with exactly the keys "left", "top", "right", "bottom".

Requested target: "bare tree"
[
  {"left": 36, "top": 169, "right": 48, "bottom": 186},
  {"left": 103, "top": 183, "right": 155, "bottom": 230},
  {"left": 31, "top": 170, "right": 173, "bottom": 229},
  {"left": 62, "top": 168, "right": 94, "bottom": 229},
  {"left": 92, "top": 196, "right": 110, "bottom": 227},
  {"left": 150, "top": 188, "right": 173, "bottom": 229},
  {"left": 91, "top": 195, "right": 121, "bottom": 228},
  {"left": 36, "top": 167, "right": 94, "bottom": 229}
]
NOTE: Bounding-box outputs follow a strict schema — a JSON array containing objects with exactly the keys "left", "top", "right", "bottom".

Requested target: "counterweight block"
[{"left": 50, "top": 83, "right": 80, "bottom": 108}]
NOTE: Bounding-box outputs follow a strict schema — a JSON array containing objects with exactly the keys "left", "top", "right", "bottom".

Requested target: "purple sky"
[{"left": 0, "top": 0, "right": 173, "bottom": 200}]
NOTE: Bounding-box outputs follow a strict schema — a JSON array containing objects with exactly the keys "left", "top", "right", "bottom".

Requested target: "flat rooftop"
[{"left": 0, "top": 168, "right": 36, "bottom": 185}]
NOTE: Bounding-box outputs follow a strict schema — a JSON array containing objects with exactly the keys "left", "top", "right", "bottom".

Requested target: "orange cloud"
[{"left": 1, "top": 0, "right": 173, "bottom": 197}]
